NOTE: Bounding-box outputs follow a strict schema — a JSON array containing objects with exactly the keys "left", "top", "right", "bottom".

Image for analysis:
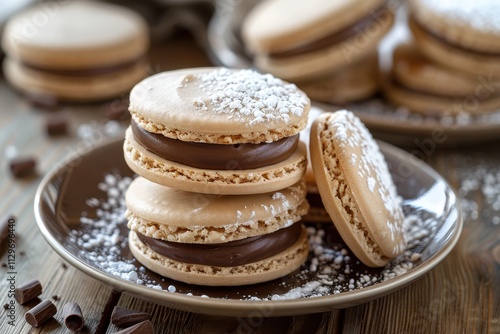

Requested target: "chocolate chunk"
[
  {"left": 25, "top": 299, "right": 57, "bottom": 327},
  {"left": 52, "top": 295, "right": 60, "bottom": 301},
  {"left": 61, "top": 263, "right": 68, "bottom": 269},
  {"left": 114, "top": 320, "right": 154, "bottom": 334},
  {"left": 63, "top": 302, "right": 85, "bottom": 331},
  {"left": 111, "top": 306, "right": 150, "bottom": 328},
  {"left": 0, "top": 215, "right": 16, "bottom": 244},
  {"left": 15, "top": 279, "right": 42, "bottom": 305},
  {"left": 3, "top": 303, "right": 9, "bottom": 309},
  {"left": 46, "top": 114, "right": 68, "bottom": 136},
  {"left": 9, "top": 157, "right": 36, "bottom": 178}
]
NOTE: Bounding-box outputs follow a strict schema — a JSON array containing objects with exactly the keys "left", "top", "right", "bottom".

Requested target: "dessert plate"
[
  {"left": 207, "top": 5, "right": 500, "bottom": 147},
  {"left": 34, "top": 136, "right": 462, "bottom": 317}
]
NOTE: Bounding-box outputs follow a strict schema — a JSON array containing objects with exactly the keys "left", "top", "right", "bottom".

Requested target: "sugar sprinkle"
[{"left": 195, "top": 68, "right": 308, "bottom": 126}]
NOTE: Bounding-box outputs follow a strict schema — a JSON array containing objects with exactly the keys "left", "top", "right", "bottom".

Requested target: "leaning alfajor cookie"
[
  {"left": 126, "top": 176, "right": 309, "bottom": 286},
  {"left": 124, "top": 67, "right": 310, "bottom": 195},
  {"left": 310, "top": 110, "right": 406, "bottom": 267}
]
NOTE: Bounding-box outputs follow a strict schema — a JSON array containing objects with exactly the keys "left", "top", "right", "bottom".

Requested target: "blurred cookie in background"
[
  {"left": 2, "top": 0, "right": 149, "bottom": 104},
  {"left": 242, "top": 0, "right": 393, "bottom": 82},
  {"left": 383, "top": 43, "right": 500, "bottom": 116},
  {"left": 298, "top": 53, "right": 379, "bottom": 106},
  {"left": 408, "top": 0, "right": 500, "bottom": 77}
]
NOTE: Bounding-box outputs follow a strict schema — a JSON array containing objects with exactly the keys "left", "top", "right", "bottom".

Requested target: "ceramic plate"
[{"left": 34, "top": 137, "right": 462, "bottom": 317}]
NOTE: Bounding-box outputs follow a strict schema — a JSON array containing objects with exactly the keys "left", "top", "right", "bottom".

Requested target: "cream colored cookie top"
[
  {"left": 130, "top": 67, "right": 310, "bottom": 144},
  {"left": 310, "top": 110, "right": 406, "bottom": 266},
  {"left": 393, "top": 43, "right": 479, "bottom": 97},
  {"left": 125, "top": 176, "right": 307, "bottom": 230},
  {"left": 2, "top": 0, "right": 149, "bottom": 69},
  {"left": 409, "top": 0, "right": 500, "bottom": 52},
  {"left": 242, "top": 0, "right": 386, "bottom": 53}
]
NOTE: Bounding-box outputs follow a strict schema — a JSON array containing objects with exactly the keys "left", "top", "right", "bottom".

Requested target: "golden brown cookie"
[
  {"left": 126, "top": 176, "right": 309, "bottom": 286},
  {"left": 310, "top": 110, "right": 406, "bottom": 267}
]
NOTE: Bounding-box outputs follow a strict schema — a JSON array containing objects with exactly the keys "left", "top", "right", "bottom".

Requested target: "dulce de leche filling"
[
  {"left": 131, "top": 119, "right": 299, "bottom": 170},
  {"left": 269, "top": 3, "right": 390, "bottom": 59},
  {"left": 136, "top": 223, "right": 303, "bottom": 267}
]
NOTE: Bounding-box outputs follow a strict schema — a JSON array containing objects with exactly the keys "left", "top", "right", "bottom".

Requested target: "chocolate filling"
[
  {"left": 136, "top": 223, "right": 303, "bottom": 267},
  {"left": 410, "top": 17, "right": 500, "bottom": 57},
  {"left": 21, "top": 56, "right": 145, "bottom": 77},
  {"left": 131, "top": 120, "right": 299, "bottom": 170},
  {"left": 269, "top": 4, "right": 390, "bottom": 59}
]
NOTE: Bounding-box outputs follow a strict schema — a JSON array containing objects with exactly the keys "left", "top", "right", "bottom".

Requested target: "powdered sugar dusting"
[
  {"left": 329, "top": 110, "right": 406, "bottom": 254},
  {"left": 418, "top": 0, "right": 500, "bottom": 34},
  {"left": 195, "top": 68, "right": 308, "bottom": 126}
]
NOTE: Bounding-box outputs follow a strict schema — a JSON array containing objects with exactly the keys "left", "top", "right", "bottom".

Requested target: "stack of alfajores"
[{"left": 123, "top": 67, "right": 311, "bottom": 286}]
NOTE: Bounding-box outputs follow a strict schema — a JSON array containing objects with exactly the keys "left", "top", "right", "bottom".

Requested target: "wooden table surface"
[{"left": 1, "top": 32, "right": 499, "bottom": 334}]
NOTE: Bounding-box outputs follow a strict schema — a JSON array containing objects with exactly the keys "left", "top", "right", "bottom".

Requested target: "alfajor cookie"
[
  {"left": 310, "top": 110, "right": 406, "bottom": 267},
  {"left": 384, "top": 43, "right": 500, "bottom": 115},
  {"left": 297, "top": 53, "right": 380, "bottom": 106},
  {"left": 2, "top": 1, "right": 149, "bottom": 103},
  {"left": 126, "top": 176, "right": 309, "bottom": 286},
  {"left": 124, "top": 67, "right": 310, "bottom": 195},
  {"left": 242, "top": 0, "right": 394, "bottom": 81},
  {"left": 408, "top": 0, "right": 500, "bottom": 76}
]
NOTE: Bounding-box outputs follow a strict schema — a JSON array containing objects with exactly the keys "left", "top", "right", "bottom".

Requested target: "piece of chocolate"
[
  {"left": 95, "top": 290, "right": 122, "bottom": 334},
  {"left": 9, "top": 157, "right": 36, "bottom": 178},
  {"left": 25, "top": 299, "right": 57, "bottom": 328},
  {"left": 46, "top": 114, "right": 68, "bottom": 136},
  {"left": 111, "top": 306, "right": 150, "bottom": 328},
  {"left": 52, "top": 295, "right": 60, "bottom": 301},
  {"left": 15, "top": 279, "right": 42, "bottom": 305},
  {"left": 0, "top": 215, "right": 16, "bottom": 245},
  {"left": 114, "top": 320, "right": 154, "bottom": 334},
  {"left": 63, "top": 302, "right": 85, "bottom": 331}
]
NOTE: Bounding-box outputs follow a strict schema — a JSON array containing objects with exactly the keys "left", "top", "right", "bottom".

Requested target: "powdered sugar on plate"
[
  {"left": 71, "top": 168, "right": 441, "bottom": 300},
  {"left": 245, "top": 212, "right": 436, "bottom": 301},
  {"left": 195, "top": 68, "right": 309, "bottom": 126}
]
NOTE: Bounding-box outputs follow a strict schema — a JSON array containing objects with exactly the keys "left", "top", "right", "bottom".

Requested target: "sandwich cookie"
[
  {"left": 384, "top": 43, "right": 500, "bottom": 115},
  {"left": 126, "top": 176, "right": 309, "bottom": 286},
  {"left": 124, "top": 67, "right": 310, "bottom": 195},
  {"left": 2, "top": 1, "right": 149, "bottom": 103},
  {"left": 242, "top": 0, "right": 394, "bottom": 81},
  {"left": 408, "top": 0, "right": 500, "bottom": 76},
  {"left": 297, "top": 53, "right": 380, "bottom": 105},
  {"left": 310, "top": 110, "right": 406, "bottom": 267}
]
